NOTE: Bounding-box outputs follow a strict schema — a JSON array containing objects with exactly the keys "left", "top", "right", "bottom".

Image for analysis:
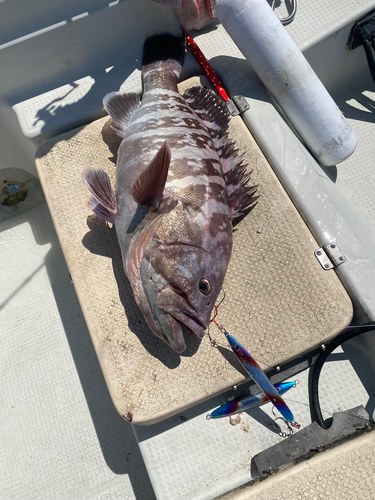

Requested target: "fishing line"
[
  {"left": 269, "top": 380, "right": 301, "bottom": 435},
  {"left": 271, "top": 406, "right": 294, "bottom": 438},
  {"left": 207, "top": 288, "right": 227, "bottom": 347}
]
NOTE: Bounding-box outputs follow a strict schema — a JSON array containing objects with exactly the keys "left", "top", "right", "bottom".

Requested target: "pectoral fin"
[
  {"left": 83, "top": 169, "right": 117, "bottom": 223},
  {"left": 131, "top": 141, "right": 171, "bottom": 210},
  {"left": 103, "top": 92, "right": 140, "bottom": 137}
]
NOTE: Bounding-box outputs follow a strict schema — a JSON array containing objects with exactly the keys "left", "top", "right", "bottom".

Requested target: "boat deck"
[
  {"left": 230, "top": 430, "right": 375, "bottom": 500},
  {"left": 34, "top": 76, "right": 351, "bottom": 425},
  {"left": 1, "top": 0, "right": 375, "bottom": 498}
]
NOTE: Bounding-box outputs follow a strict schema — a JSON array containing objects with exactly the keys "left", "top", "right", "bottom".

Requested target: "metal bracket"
[
  {"left": 233, "top": 95, "right": 250, "bottom": 113},
  {"left": 315, "top": 242, "right": 346, "bottom": 270},
  {"left": 226, "top": 100, "right": 239, "bottom": 116},
  {"left": 226, "top": 95, "right": 250, "bottom": 116}
]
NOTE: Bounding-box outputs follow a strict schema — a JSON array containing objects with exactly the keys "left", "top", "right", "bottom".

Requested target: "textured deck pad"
[{"left": 35, "top": 77, "right": 352, "bottom": 424}]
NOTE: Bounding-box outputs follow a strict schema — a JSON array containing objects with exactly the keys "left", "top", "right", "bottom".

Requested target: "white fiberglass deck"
[{"left": 0, "top": 201, "right": 155, "bottom": 499}]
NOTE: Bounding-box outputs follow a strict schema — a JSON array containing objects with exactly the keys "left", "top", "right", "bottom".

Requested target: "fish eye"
[{"left": 198, "top": 279, "right": 211, "bottom": 295}]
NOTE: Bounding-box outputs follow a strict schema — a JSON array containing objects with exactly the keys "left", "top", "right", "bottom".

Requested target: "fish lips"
[
  {"left": 155, "top": 313, "right": 187, "bottom": 354},
  {"left": 157, "top": 287, "right": 206, "bottom": 342}
]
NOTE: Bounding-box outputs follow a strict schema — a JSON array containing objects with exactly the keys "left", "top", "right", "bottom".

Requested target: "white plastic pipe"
[{"left": 216, "top": 0, "right": 357, "bottom": 166}]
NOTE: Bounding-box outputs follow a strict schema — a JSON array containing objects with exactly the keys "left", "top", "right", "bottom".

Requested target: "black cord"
[
  {"left": 308, "top": 324, "right": 375, "bottom": 429},
  {"left": 363, "top": 39, "right": 375, "bottom": 85}
]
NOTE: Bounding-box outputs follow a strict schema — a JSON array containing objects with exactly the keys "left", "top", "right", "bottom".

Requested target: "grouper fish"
[{"left": 83, "top": 33, "right": 258, "bottom": 353}]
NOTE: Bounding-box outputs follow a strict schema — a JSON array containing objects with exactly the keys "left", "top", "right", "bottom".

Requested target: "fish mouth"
[
  {"left": 157, "top": 285, "right": 206, "bottom": 340},
  {"left": 162, "top": 316, "right": 187, "bottom": 354},
  {"left": 161, "top": 307, "right": 206, "bottom": 339}
]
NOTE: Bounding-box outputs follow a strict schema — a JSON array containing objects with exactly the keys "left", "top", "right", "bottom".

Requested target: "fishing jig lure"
[
  {"left": 208, "top": 381, "right": 297, "bottom": 419},
  {"left": 224, "top": 330, "right": 296, "bottom": 423},
  {"left": 208, "top": 295, "right": 299, "bottom": 427}
]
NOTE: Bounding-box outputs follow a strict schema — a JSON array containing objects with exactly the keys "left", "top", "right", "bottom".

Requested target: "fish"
[
  {"left": 83, "top": 33, "right": 258, "bottom": 353},
  {"left": 208, "top": 381, "right": 297, "bottom": 419}
]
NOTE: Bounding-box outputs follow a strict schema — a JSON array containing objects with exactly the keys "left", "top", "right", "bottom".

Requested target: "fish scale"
[
  {"left": 124, "top": 90, "right": 226, "bottom": 219},
  {"left": 83, "top": 33, "right": 258, "bottom": 353}
]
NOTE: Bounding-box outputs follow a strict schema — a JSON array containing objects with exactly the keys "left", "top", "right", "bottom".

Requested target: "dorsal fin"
[
  {"left": 220, "top": 143, "right": 259, "bottom": 219},
  {"left": 103, "top": 92, "right": 140, "bottom": 137},
  {"left": 183, "top": 86, "right": 230, "bottom": 143},
  {"left": 184, "top": 86, "right": 259, "bottom": 219},
  {"left": 82, "top": 169, "right": 117, "bottom": 223},
  {"left": 131, "top": 141, "right": 171, "bottom": 210}
]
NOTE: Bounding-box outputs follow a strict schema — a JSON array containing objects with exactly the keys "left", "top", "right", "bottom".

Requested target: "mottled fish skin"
[{"left": 83, "top": 33, "right": 258, "bottom": 353}]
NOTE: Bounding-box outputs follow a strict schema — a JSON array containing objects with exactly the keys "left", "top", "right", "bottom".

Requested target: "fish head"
[{"left": 140, "top": 236, "right": 231, "bottom": 353}]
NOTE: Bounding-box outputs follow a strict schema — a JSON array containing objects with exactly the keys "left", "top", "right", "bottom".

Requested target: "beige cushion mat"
[{"left": 35, "top": 77, "right": 353, "bottom": 425}]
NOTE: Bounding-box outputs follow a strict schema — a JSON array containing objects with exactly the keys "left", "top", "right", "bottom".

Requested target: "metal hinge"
[
  {"left": 315, "top": 242, "right": 346, "bottom": 270},
  {"left": 226, "top": 95, "right": 250, "bottom": 116}
]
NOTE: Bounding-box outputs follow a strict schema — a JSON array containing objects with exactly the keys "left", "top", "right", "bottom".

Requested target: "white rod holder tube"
[{"left": 216, "top": 0, "right": 357, "bottom": 166}]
